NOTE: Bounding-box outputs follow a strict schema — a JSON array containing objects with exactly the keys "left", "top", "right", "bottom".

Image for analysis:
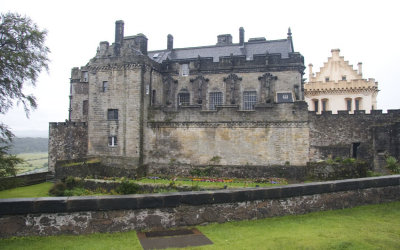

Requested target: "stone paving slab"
[{"left": 137, "top": 228, "right": 213, "bottom": 250}]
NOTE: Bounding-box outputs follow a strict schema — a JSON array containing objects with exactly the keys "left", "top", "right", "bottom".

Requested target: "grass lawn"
[
  {"left": 0, "top": 201, "right": 399, "bottom": 249},
  {"left": 0, "top": 182, "right": 52, "bottom": 198}
]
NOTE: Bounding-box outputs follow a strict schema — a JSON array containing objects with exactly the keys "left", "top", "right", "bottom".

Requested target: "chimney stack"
[
  {"left": 239, "top": 27, "right": 245, "bottom": 45},
  {"left": 134, "top": 34, "right": 148, "bottom": 55},
  {"left": 115, "top": 20, "right": 124, "bottom": 45},
  {"left": 308, "top": 63, "right": 313, "bottom": 81},
  {"left": 358, "top": 62, "right": 363, "bottom": 76},
  {"left": 167, "top": 34, "right": 173, "bottom": 50}
]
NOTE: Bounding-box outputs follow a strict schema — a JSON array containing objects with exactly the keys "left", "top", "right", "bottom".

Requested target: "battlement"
[
  {"left": 49, "top": 122, "right": 87, "bottom": 128},
  {"left": 308, "top": 109, "right": 400, "bottom": 118}
]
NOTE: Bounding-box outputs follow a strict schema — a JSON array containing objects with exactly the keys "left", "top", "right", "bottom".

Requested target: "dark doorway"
[{"left": 352, "top": 142, "right": 361, "bottom": 158}]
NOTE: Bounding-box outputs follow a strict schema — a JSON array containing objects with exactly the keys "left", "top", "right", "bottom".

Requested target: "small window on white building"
[
  {"left": 181, "top": 64, "right": 189, "bottom": 76},
  {"left": 355, "top": 98, "right": 362, "bottom": 111},
  {"left": 342, "top": 75, "right": 347, "bottom": 81},
  {"left": 108, "top": 136, "right": 117, "bottom": 147},
  {"left": 313, "top": 99, "right": 319, "bottom": 112},
  {"left": 346, "top": 98, "right": 352, "bottom": 111},
  {"left": 325, "top": 77, "right": 329, "bottom": 82},
  {"left": 321, "top": 99, "right": 328, "bottom": 112}
]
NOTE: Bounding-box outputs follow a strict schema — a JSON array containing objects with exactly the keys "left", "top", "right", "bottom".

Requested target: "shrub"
[
  {"left": 49, "top": 182, "right": 66, "bottom": 196},
  {"left": 386, "top": 156, "right": 400, "bottom": 174},
  {"left": 116, "top": 180, "right": 140, "bottom": 195},
  {"left": 65, "top": 176, "right": 83, "bottom": 189}
]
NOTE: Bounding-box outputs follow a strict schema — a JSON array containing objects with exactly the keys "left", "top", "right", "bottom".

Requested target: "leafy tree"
[
  {"left": 0, "top": 12, "right": 49, "bottom": 182},
  {"left": 0, "top": 12, "right": 50, "bottom": 143}
]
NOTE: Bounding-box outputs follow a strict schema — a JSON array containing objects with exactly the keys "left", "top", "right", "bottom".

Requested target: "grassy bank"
[
  {"left": 0, "top": 202, "right": 399, "bottom": 249},
  {"left": 0, "top": 182, "right": 52, "bottom": 198}
]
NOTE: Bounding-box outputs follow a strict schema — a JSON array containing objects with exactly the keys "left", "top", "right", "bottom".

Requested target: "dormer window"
[{"left": 181, "top": 64, "right": 189, "bottom": 76}]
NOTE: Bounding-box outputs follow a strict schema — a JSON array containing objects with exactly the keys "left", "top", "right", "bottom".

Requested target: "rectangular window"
[
  {"left": 82, "top": 100, "right": 88, "bottom": 115},
  {"left": 82, "top": 72, "right": 88, "bottom": 82},
  {"left": 108, "top": 136, "right": 117, "bottom": 147},
  {"left": 355, "top": 99, "right": 360, "bottom": 110},
  {"left": 178, "top": 93, "right": 190, "bottom": 106},
  {"left": 209, "top": 92, "right": 223, "bottom": 110},
  {"left": 243, "top": 91, "right": 257, "bottom": 110},
  {"left": 346, "top": 99, "right": 352, "bottom": 111},
  {"left": 342, "top": 75, "right": 347, "bottom": 81},
  {"left": 181, "top": 64, "right": 189, "bottom": 76},
  {"left": 276, "top": 92, "right": 293, "bottom": 103},
  {"left": 322, "top": 100, "right": 327, "bottom": 112},
  {"left": 107, "top": 109, "right": 118, "bottom": 120},
  {"left": 325, "top": 77, "right": 329, "bottom": 82},
  {"left": 314, "top": 100, "right": 319, "bottom": 112},
  {"left": 102, "top": 81, "right": 108, "bottom": 92}
]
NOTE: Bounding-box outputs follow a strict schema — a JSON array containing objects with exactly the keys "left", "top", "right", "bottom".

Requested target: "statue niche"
[
  {"left": 190, "top": 75, "right": 209, "bottom": 108},
  {"left": 224, "top": 74, "right": 242, "bottom": 105},
  {"left": 163, "top": 75, "right": 178, "bottom": 108},
  {"left": 258, "top": 73, "right": 277, "bottom": 103}
]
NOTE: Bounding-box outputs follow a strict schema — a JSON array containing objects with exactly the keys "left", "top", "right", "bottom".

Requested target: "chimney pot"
[{"left": 358, "top": 62, "right": 363, "bottom": 75}]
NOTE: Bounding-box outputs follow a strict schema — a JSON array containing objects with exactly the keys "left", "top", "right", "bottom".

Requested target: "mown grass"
[
  {"left": 0, "top": 182, "right": 52, "bottom": 198},
  {"left": 0, "top": 202, "right": 399, "bottom": 249}
]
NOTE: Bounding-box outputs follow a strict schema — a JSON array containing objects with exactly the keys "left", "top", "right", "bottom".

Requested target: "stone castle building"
[
  {"left": 304, "top": 49, "right": 379, "bottom": 114},
  {"left": 49, "top": 21, "right": 400, "bottom": 179}
]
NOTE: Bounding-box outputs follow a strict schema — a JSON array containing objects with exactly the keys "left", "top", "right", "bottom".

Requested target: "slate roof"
[{"left": 148, "top": 39, "right": 293, "bottom": 63}]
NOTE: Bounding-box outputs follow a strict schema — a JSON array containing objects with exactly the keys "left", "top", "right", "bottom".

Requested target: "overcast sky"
[{"left": 2, "top": 0, "right": 400, "bottom": 137}]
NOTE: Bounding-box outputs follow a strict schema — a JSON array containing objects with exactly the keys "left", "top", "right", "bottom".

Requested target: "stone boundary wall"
[
  {"left": 48, "top": 122, "right": 88, "bottom": 173},
  {"left": 0, "top": 175, "right": 399, "bottom": 237}
]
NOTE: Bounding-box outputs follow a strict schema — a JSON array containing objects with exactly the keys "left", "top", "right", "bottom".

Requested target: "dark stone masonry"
[
  {"left": 48, "top": 20, "right": 400, "bottom": 179},
  {"left": 0, "top": 175, "right": 399, "bottom": 237}
]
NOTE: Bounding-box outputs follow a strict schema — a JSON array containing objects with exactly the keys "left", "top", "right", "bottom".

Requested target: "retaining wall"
[{"left": 0, "top": 175, "right": 399, "bottom": 238}]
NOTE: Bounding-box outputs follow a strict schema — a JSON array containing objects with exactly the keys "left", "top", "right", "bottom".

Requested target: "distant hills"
[{"left": 4, "top": 137, "right": 48, "bottom": 154}]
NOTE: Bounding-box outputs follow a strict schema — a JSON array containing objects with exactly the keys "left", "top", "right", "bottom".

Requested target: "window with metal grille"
[
  {"left": 313, "top": 99, "right": 319, "bottom": 112},
  {"left": 107, "top": 109, "right": 118, "bottom": 120},
  {"left": 177, "top": 93, "right": 190, "bottom": 106},
  {"left": 108, "top": 136, "right": 117, "bottom": 147},
  {"left": 209, "top": 92, "right": 223, "bottom": 110},
  {"left": 355, "top": 98, "right": 361, "bottom": 110},
  {"left": 243, "top": 91, "right": 257, "bottom": 110}
]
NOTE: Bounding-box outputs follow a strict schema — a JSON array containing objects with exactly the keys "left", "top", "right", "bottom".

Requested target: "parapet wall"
[
  {"left": 309, "top": 109, "right": 400, "bottom": 171},
  {"left": 0, "top": 175, "right": 399, "bottom": 237},
  {"left": 48, "top": 122, "right": 88, "bottom": 173}
]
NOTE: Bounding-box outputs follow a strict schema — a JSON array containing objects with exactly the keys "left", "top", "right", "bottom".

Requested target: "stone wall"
[
  {"left": 308, "top": 110, "right": 400, "bottom": 171},
  {"left": 48, "top": 122, "right": 88, "bottom": 172},
  {"left": 0, "top": 175, "right": 399, "bottom": 237},
  {"left": 145, "top": 102, "right": 310, "bottom": 167}
]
